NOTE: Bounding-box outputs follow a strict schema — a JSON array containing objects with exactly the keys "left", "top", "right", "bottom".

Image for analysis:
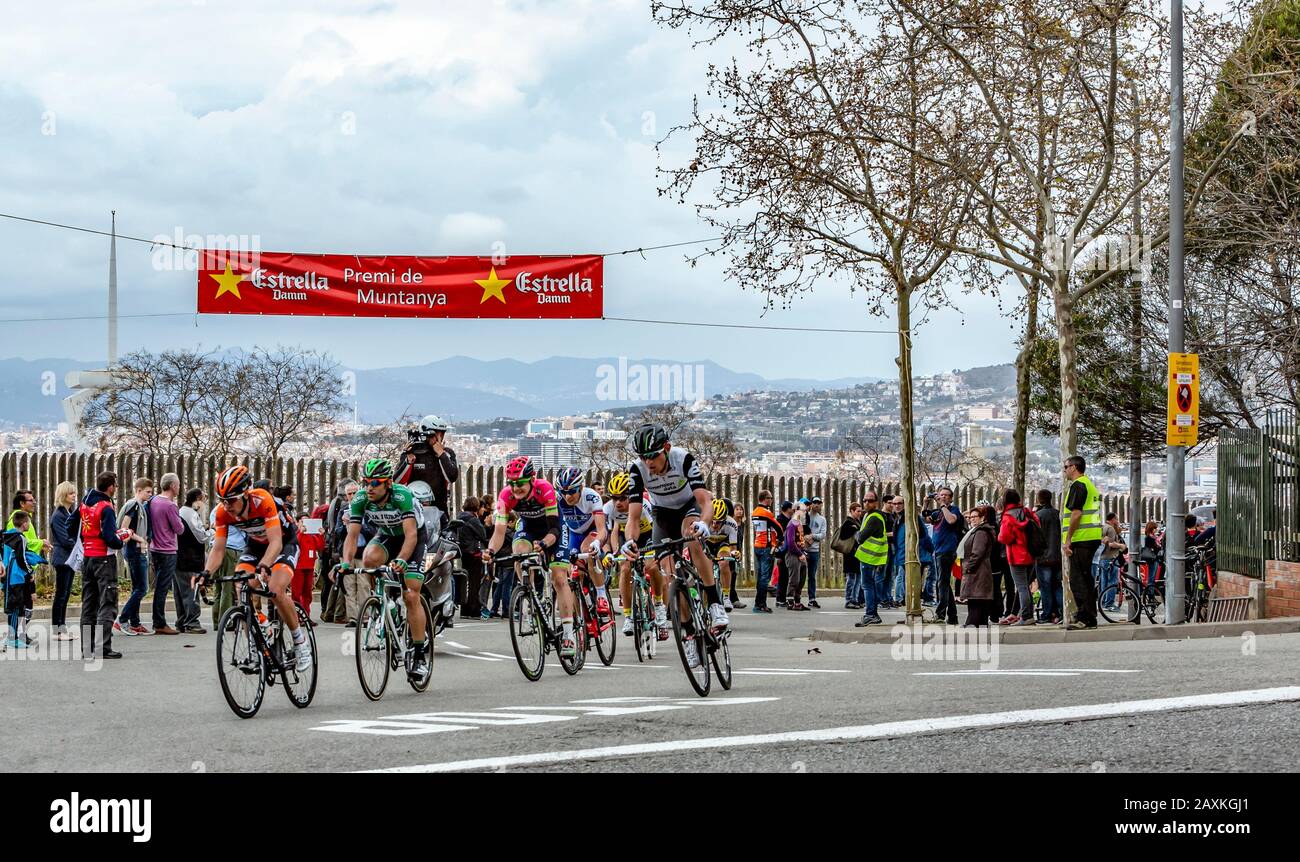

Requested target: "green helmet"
[{"left": 363, "top": 458, "right": 394, "bottom": 480}]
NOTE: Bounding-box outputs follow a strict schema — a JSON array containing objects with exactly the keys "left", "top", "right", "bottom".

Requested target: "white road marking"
[
  {"left": 733, "top": 671, "right": 806, "bottom": 676},
  {"left": 445, "top": 652, "right": 503, "bottom": 662},
  {"left": 744, "top": 667, "right": 852, "bottom": 674},
  {"left": 360, "top": 685, "right": 1300, "bottom": 772},
  {"left": 478, "top": 651, "right": 515, "bottom": 660},
  {"left": 442, "top": 641, "right": 471, "bottom": 650},
  {"left": 914, "top": 668, "right": 1145, "bottom": 678}
]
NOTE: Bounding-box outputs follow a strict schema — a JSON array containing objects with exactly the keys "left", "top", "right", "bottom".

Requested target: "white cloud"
[{"left": 437, "top": 212, "right": 508, "bottom": 250}]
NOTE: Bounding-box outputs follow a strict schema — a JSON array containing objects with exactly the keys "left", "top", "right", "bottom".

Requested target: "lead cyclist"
[{"left": 621, "top": 423, "right": 728, "bottom": 669}]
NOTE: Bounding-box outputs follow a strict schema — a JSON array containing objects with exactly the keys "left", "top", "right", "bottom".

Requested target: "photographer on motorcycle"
[{"left": 397, "top": 415, "right": 459, "bottom": 519}]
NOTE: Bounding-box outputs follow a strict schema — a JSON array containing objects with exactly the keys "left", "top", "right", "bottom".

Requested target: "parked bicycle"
[
  {"left": 353, "top": 565, "right": 435, "bottom": 701},
  {"left": 211, "top": 571, "right": 318, "bottom": 719},
  {"left": 644, "top": 536, "right": 732, "bottom": 697}
]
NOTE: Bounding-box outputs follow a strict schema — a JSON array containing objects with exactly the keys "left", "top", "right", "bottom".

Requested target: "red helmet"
[{"left": 505, "top": 456, "right": 535, "bottom": 481}]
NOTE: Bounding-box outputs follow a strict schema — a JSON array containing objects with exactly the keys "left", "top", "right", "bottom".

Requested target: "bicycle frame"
[{"left": 220, "top": 573, "right": 294, "bottom": 680}]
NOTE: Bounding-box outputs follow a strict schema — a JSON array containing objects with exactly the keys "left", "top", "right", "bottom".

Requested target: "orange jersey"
[{"left": 214, "top": 488, "right": 296, "bottom": 546}]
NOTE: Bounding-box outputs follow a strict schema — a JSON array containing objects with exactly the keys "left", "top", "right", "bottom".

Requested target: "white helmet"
[
  {"left": 418, "top": 414, "right": 449, "bottom": 435},
  {"left": 407, "top": 480, "right": 434, "bottom": 506}
]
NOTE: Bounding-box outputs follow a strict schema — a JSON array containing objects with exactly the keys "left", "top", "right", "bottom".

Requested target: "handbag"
[{"left": 67, "top": 533, "right": 85, "bottom": 575}]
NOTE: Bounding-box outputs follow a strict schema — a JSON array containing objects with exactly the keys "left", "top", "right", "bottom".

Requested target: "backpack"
[{"left": 1017, "top": 507, "right": 1046, "bottom": 561}]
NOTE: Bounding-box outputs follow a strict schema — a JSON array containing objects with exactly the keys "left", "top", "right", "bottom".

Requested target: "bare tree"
[
  {"left": 845, "top": 424, "right": 899, "bottom": 481},
  {"left": 654, "top": 0, "right": 985, "bottom": 620},
  {"left": 241, "top": 346, "right": 348, "bottom": 460}
]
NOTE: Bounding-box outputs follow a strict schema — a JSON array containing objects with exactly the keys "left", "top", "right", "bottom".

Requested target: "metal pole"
[
  {"left": 1165, "top": 0, "right": 1187, "bottom": 623},
  {"left": 108, "top": 210, "right": 118, "bottom": 367},
  {"left": 1129, "top": 79, "right": 1144, "bottom": 615}
]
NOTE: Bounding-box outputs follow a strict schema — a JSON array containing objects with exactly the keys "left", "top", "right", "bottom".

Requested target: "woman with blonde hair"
[{"left": 49, "top": 481, "right": 80, "bottom": 640}]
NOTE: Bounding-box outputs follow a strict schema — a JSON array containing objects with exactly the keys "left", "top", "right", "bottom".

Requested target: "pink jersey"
[{"left": 495, "top": 479, "right": 559, "bottom": 524}]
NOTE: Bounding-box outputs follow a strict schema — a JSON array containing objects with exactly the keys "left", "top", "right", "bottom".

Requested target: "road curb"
[{"left": 811, "top": 616, "right": 1300, "bottom": 645}]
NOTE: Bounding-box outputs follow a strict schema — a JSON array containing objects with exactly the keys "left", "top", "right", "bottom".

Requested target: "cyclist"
[
  {"left": 603, "top": 471, "right": 668, "bottom": 640},
  {"left": 338, "top": 459, "right": 430, "bottom": 679},
  {"left": 621, "top": 422, "right": 727, "bottom": 670},
  {"left": 553, "top": 467, "right": 612, "bottom": 631},
  {"left": 201, "top": 465, "right": 311, "bottom": 672},
  {"left": 703, "top": 497, "right": 741, "bottom": 612},
  {"left": 482, "top": 456, "right": 575, "bottom": 657}
]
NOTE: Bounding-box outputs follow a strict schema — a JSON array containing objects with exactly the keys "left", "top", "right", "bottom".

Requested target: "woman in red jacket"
[{"left": 997, "top": 489, "right": 1040, "bottom": 626}]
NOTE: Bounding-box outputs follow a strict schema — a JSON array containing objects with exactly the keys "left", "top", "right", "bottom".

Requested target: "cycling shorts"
[
  {"left": 367, "top": 533, "right": 429, "bottom": 581},
  {"left": 513, "top": 519, "right": 559, "bottom": 568},
  {"left": 651, "top": 502, "right": 703, "bottom": 544},
  {"left": 237, "top": 540, "right": 299, "bottom": 572}
]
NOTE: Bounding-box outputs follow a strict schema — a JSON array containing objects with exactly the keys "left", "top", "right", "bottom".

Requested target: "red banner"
[{"left": 197, "top": 251, "right": 603, "bottom": 319}]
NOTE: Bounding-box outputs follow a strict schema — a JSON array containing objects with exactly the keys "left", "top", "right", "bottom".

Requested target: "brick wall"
[
  {"left": 1218, "top": 564, "right": 1300, "bottom": 618},
  {"left": 1264, "top": 561, "right": 1300, "bottom": 619}
]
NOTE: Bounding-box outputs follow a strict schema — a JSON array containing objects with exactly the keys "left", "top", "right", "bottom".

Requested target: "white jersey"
[
  {"left": 557, "top": 487, "right": 604, "bottom": 534},
  {"left": 626, "top": 448, "right": 706, "bottom": 510},
  {"left": 603, "top": 497, "right": 654, "bottom": 538}
]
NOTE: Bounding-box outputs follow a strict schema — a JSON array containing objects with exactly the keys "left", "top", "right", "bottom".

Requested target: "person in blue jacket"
[
  {"left": 893, "top": 506, "right": 934, "bottom": 605},
  {"left": 4, "top": 511, "right": 45, "bottom": 648}
]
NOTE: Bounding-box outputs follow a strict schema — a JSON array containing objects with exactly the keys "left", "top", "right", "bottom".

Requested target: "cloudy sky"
[{"left": 0, "top": 0, "right": 1145, "bottom": 380}]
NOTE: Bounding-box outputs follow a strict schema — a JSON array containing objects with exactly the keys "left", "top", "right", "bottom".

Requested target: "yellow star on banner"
[
  {"left": 475, "top": 267, "right": 510, "bottom": 304},
  {"left": 210, "top": 262, "right": 246, "bottom": 300}
]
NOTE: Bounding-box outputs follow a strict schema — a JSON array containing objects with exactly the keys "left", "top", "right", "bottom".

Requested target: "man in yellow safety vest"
[
  {"left": 1062, "top": 454, "right": 1103, "bottom": 630},
  {"left": 853, "top": 493, "right": 889, "bottom": 627}
]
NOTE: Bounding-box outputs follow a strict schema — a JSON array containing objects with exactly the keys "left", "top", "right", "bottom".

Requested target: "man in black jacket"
[
  {"left": 1034, "top": 489, "right": 1063, "bottom": 624},
  {"left": 838, "top": 502, "right": 864, "bottom": 609},
  {"left": 397, "top": 415, "right": 459, "bottom": 518},
  {"left": 455, "top": 496, "right": 489, "bottom": 618}
]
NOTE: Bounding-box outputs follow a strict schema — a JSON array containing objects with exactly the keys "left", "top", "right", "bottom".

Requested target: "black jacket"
[
  {"left": 1034, "top": 505, "right": 1062, "bottom": 564},
  {"left": 50, "top": 505, "right": 78, "bottom": 568},
  {"left": 455, "top": 510, "right": 487, "bottom": 556},
  {"left": 397, "top": 444, "right": 459, "bottom": 513}
]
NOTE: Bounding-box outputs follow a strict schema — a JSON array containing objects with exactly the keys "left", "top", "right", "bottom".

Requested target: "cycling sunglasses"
[
  {"left": 612, "top": 494, "right": 630, "bottom": 502},
  {"left": 507, "top": 478, "right": 531, "bottom": 488},
  {"left": 560, "top": 487, "right": 582, "bottom": 496},
  {"left": 365, "top": 478, "right": 390, "bottom": 488}
]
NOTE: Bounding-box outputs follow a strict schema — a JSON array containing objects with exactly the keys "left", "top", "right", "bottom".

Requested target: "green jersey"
[{"left": 348, "top": 484, "right": 424, "bottom": 537}]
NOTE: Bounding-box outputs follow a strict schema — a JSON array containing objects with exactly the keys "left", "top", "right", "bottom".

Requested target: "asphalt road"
[{"left": 5, "top": 602, "right": 1299, "bottom": 773}]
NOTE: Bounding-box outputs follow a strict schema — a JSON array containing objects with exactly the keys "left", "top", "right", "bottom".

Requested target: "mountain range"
[{"left": 0, "top": 355, "right": 880, "bottom": 425}]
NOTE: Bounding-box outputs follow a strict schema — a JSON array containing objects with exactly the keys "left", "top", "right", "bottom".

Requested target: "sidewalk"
[{"left": 812, "top": 616, "right": 1300, "bottom": 645}]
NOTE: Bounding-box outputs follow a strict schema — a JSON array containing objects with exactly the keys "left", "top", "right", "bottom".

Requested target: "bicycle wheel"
[
  {"left": 280, "top": 606, "right": 318, "bottom": 708},
  {"left": 668, "top": 579, "right": 710, "bottom": 697},
  {"left": 561, "top": 590, "right": 587, "bottom": 675},
  {"left": 1143, "top": 585, "right": 1167, "bottom": 624},
  {"left": 1189, "top": 578, "right": 1209, "bottom": 623},
  {"left": 592, "top": 580, "right": 617, "bottom": 667},
  {"left": 355, "top": 596, "right": 391, "bottom": 701},
  {"left": 408, "top": 594, "right": 436, "bottom": 693},
  {"left": 632, "top": 581, "right": 648, "bottom": 663},
  {"left": 1097, "top": 582, "right": 1129, "bottom": 624},
  {"left": 710, "top": 629, "right": 733, "bottom": 690},
  {"left": 216, "top": 606, "right": 265, "bottom": 719},
  {"left": 509, "top": 587, "right": 545, "bottom": 681}
]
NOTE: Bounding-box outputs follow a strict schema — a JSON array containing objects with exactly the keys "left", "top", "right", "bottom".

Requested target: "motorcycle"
[{"left": 408, "top": 481, "right": 465, "bottom": 637}]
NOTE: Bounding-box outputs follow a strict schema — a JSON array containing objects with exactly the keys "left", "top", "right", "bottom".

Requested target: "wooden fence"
[{"left": 2, "top": 450, "right": 1169, "bottom": 590}]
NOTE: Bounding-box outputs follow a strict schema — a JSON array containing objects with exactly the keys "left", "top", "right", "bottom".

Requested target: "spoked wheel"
[
  {"left": 509, "top": 587, "right": 545, "bottom": 681},
  {"left": 1189, "top": 578, "right": 1209, "bottom": 623},
  {"left": 632, "top": 584, "right": 648, "bottom": 663},
  {"left": 355, "top": 596, "right": 391, "bottom": 702},
  {"left": 216, "top": 606, "right": 265, "bottom": 719},
  {"left": 1097, "top": 582, "right": 1136, "bottom": 624},
  {"left": 407, "top": 594, "right": 436, "bottom": 693},
  {"left": 709, "top": 628, "right": 733, "bottom": 690},
  {"left": 561, "top": 591, "right": 587, "bottom": 675},
  {"left": 592, "top": 582, "right": 617, "bottom": 667},
  {"left": 278, "top": 605, "right": 318, "bottom": 708},
  {"left": 668, "top": 580, "right": 710, "bottom": 697}
]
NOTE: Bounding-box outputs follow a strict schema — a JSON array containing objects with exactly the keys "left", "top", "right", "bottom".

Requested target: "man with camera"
[{"left": 396, "top": 414, "right": 460, "bottom": 519}]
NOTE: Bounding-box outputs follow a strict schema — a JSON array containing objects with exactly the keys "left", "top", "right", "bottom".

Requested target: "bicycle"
[
  {"left": 212, "top": 571, "right": 318, "bottom": 719},
  {"left": 644, "top": 536, "right": 732, "bottom": 697},
  {"left": 1183, "top": 544, "right": 1216, "bottom": 623},
  {"left": 1097, "top": 559, "right": 1166, "bottom": 625},
  {"left": 610, "top": 551, "right": 658, "bottom": 662},
  {"left": 572, "top": 552, "right": 617, "bottom": 666},
  {"left": 496, "top": 550, "right": 586, "bottom": 681},
  {"left": 353, "top": 565, "right": 436, "bottom": 701}
]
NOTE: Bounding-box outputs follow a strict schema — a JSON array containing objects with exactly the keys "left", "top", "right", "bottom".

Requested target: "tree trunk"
[
  {"left": 1012, "top": 284, "right": 1039, "bottom": 493},
  {"left": 896, "top": 285, "right": 923, "bottom": 624},
  {"left": 1054, "top": 276, "right": 1079, "bottom": 624}
]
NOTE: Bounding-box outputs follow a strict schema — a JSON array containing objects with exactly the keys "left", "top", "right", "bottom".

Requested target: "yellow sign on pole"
[{"left": 1167, "top": 352, "right": 1199, "bottom": 447}]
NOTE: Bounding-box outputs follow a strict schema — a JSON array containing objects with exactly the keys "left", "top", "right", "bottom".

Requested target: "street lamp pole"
[{"left": 1165, "top": 0, "right": 1187, "bottom": 623}]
